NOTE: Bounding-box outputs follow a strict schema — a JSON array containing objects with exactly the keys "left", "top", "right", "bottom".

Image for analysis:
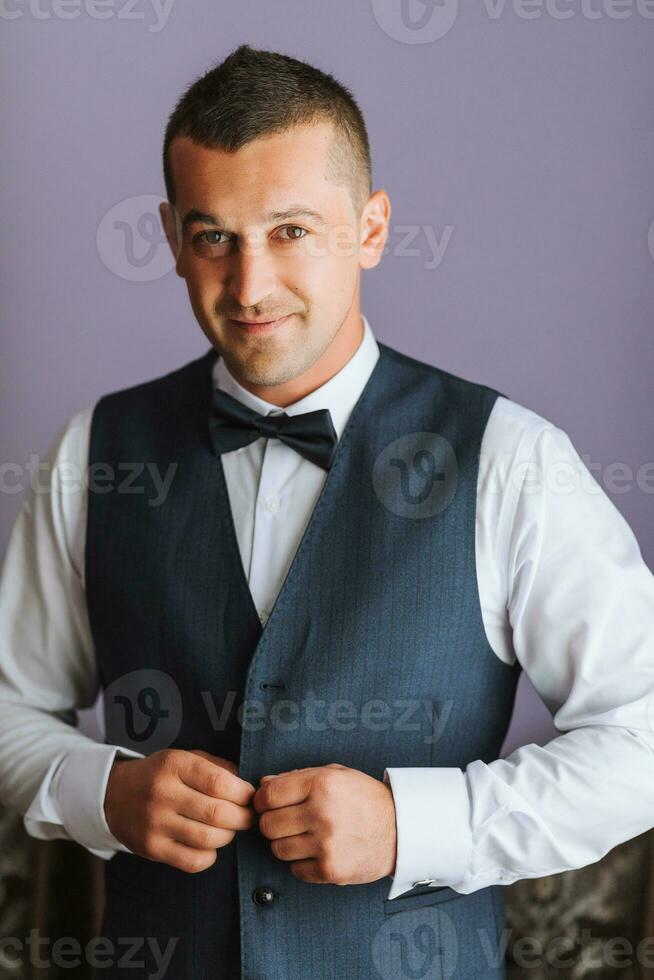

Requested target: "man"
[{"left": 1, "top": 43, "right": 653, "bottom": 980}]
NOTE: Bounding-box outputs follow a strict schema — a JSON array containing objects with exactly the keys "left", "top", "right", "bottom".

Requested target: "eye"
[
  {"left": 275, "top": 226, "right": 308, "bottom": 242},
  {"left": 193, "top": 230, "right": 229, "bottom": 246}
]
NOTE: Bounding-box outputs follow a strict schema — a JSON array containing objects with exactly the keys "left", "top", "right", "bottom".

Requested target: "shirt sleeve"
[
  {"left": 383, "top": 399, "right": 654, "bottom": 899},
  {"left": 0, "top": 406, "right": 144, "bottom": 858}
]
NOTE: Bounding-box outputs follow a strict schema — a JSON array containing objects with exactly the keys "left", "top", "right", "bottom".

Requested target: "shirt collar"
[{"left": 211, "top": 314, "right": 380, "bottom": 441}]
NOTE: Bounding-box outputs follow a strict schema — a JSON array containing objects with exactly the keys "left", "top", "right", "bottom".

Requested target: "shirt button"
[
  {"left": 252, "top": 885, "right": 276, "bottom": 906},
  {"left": 264, "top": 497, "right": 279, "bottom": 513}
]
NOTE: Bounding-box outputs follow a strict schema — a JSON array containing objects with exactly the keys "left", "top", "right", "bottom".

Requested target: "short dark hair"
[{"left": 162, "top": 44, "right": 372, "bottom": 218}]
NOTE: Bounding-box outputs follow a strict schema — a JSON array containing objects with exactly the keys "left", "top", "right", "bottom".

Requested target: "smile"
[{"left": 228, "top": 314, "right": 294, "bottom": 334}]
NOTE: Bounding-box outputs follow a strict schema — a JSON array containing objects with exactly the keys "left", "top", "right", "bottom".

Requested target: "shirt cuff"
[
  {"left": 382, "top": 767, "right": 473, "bottom": 900},
  {"left": 24, "top": 742, "right": 145, "bottom": 860}
]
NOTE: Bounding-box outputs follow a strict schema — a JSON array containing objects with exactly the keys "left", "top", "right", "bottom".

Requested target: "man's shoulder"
[
  {"left": 45, "top": 347, "right": 213, "bottom": 464},
  {"left": 94, "top": 346, "right": 216, "bottom": 412},
  {"left": 377, "top": 341, "right": 562, "bottom": 453},
  {"left": 378, "top": 339, "right": 505, "bottom": 404}
]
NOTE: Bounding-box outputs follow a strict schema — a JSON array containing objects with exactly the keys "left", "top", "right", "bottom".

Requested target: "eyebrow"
[{"left": 181, "top": 206, "right": 328, "bottom": 232}]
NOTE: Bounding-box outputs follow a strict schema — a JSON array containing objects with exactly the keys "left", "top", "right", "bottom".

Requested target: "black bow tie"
[{"left": 208, "top": 387, "right": 338, "bottom": 472}]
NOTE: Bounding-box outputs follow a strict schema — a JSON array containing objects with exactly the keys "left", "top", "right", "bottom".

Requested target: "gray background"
[{"left": 2, "top": 0, "right": 653, "bottom": 753}]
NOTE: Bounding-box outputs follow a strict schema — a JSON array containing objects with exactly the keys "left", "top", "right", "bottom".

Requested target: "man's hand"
[
  {"left": 253, "top": 763, "right": 397, "bottom": 885},
  {"left": 104, "top": 748, "right": 256, "bottom": 874}
]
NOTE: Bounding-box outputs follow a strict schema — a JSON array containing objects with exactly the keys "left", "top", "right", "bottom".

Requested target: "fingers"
[
  {"left": 253, "top": 770, "right": 313, "bottom": 813},
  {"left": 188, "top": 749, "right": 238, "bottom": 776},
  {"left": 260, "top": 763, "right": 346, "bottom": 781},
  {"left": 166, "top": 813, "right": 237, "bottom": 852},
  {"left": 179, "top": 754, "right": 255, "bottom": 806},
  {"left": 259, "top": 766, "right": 316, "bottom": 783},
  {"left": 269, "top": 832, "right": 317, "bottom": 863},
  {"left": 150, "top": 838, "right": 219, "bottom": 875},
  {"left": 258, "top": 803, "right": 308, "bottom": 840},
  {"left": 177, "top": 785, "right": 256, "bottom": 831},
  {"left": 288, "top": 859, "right": 326, "bottom": 884}
]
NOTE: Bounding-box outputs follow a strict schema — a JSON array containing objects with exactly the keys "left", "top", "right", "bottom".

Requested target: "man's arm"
[
  {"left": 384, "top": 407, "right": 654, "bottom": 899},
  {"left": 0, "top": 406, "right": 143, "bottom": 858}
]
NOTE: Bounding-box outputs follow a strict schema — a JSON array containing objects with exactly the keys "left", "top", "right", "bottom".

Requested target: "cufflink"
[{"left": 412, "top": 879, "right": 436, "bottom": 886}]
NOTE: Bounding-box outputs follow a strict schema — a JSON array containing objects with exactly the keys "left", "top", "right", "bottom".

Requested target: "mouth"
[{"left": 228, "top": 313, "right": 294, "bottom": 334}]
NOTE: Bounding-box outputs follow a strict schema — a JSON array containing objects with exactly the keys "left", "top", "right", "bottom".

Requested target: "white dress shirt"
[{"left": 1, "top": 314, "right": 653, "bottom": 903}]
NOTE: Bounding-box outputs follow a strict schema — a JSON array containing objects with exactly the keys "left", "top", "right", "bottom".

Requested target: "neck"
[{"left": 229, "top": 309, "right": 365, "bottom": 408}]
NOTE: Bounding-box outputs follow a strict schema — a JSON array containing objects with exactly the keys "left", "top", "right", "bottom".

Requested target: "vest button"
[{"left": 252, "top": 885, "right": 276, "bottom": 906}]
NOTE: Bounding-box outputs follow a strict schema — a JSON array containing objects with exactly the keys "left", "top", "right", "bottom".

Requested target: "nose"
[{"left": 224, "top": 239, "right": 278, "bottom": 310}]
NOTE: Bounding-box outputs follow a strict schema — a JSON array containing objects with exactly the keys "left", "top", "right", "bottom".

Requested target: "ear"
[
  {"left": 359, "top": 190, "right": 391, "bottom": 271},
  {"left": 159, "top": 201, "right": 186, "bottom": 278}
]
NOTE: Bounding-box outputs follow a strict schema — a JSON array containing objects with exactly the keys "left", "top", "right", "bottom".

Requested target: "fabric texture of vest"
[{"left": 86, "top": 339, "right": 522, "bottom": 980}]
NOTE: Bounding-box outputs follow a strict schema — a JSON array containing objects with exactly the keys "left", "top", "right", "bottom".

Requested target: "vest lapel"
[{"left": 210, "top": 345, "right": 386, "bottom": 668}]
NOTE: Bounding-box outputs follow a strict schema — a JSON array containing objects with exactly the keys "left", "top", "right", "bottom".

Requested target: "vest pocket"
[{"left": 382, "top": 884, "right": 463, "bottom": 915}]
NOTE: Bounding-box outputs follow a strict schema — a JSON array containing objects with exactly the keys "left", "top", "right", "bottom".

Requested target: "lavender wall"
[{"left": 2, "top": 1, "right": 653, "bottom": 752}]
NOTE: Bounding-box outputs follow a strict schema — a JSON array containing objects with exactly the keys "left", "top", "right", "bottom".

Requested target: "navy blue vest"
[{"left": 86, "top": 340, "right": 522, "bottom": 979}]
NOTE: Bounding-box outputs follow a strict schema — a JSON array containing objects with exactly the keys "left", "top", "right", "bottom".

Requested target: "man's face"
[{"left": 161, "top": 121, "right": 384, "bottom": 387}]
